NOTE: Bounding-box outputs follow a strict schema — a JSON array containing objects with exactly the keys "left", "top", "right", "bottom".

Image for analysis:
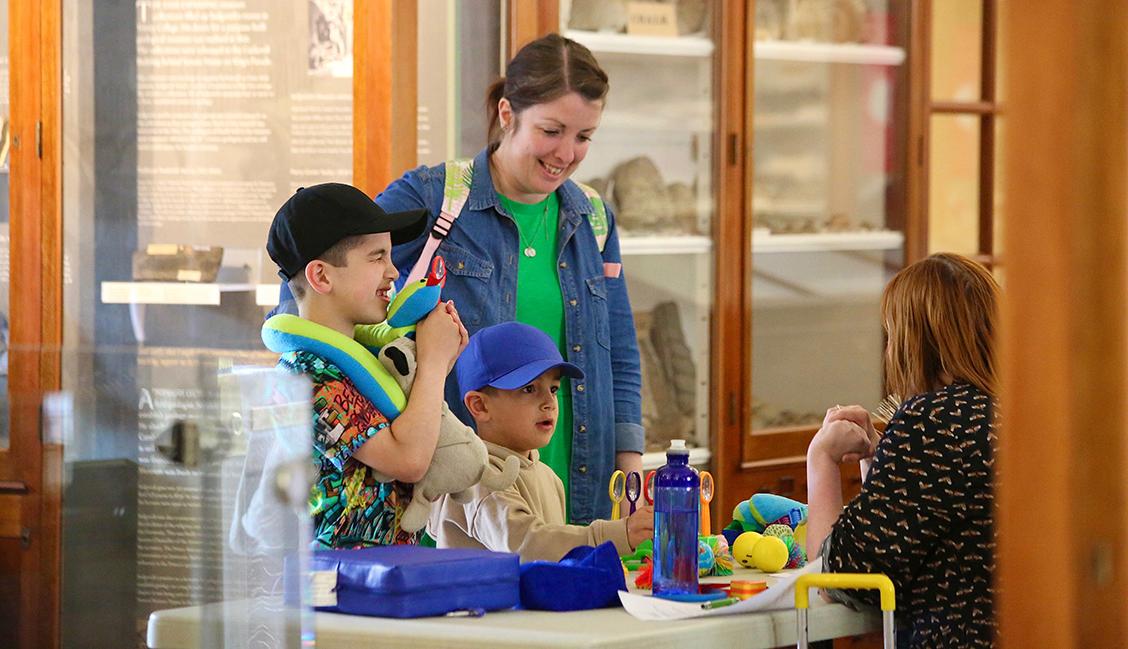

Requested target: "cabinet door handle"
[{"left": 0, "top": 481, "right": 29, "bottom": 494}]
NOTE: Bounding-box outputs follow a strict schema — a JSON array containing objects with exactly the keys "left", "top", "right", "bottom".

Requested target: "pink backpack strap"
[{"left": 404, "top": 159, "right": 474, "bottom": 285}]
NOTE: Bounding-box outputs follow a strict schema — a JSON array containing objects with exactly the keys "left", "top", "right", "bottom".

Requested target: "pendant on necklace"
[{"left": 524, "top": 246, "right": 537, "bottom": 258}]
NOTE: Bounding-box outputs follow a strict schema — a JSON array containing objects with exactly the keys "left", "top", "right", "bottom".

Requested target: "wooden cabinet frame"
[
  {"left": 510, "top": 1, "right": 751, "bottom": 527},
  {"left": 907, "top": 0, "right": 1000, "bottom": 267},
  {"left": 2, "top": 1, "right": 62, "bottom": 647},
  {"left": 717, "top": 2, "right": 917, "bottom": 520}
]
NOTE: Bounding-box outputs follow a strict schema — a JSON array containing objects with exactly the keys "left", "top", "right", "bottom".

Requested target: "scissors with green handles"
[{"left": 609, "top": 470, "right": 626, "bottom": 520}]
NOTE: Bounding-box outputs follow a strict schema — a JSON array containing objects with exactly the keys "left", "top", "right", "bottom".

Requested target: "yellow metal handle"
[{"left": 795, "top": 573, "right": 895, "bottom": 612}]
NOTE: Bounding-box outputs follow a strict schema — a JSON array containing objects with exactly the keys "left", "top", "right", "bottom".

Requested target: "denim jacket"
[{"left": 380, "top": 148, "right": 644, "bottom": 523}]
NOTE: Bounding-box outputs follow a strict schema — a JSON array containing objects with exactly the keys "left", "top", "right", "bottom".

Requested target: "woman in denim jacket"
[{"left": 378, "top": 34, "right": 644, "bottom": 524}]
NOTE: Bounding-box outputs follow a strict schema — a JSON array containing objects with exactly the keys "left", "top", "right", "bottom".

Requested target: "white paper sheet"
[{"left": 618, "top": 558, "right": 823, "bottom": 620}]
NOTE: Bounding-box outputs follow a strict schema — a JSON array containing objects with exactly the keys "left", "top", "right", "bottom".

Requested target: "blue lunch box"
[{"left": 309, "top": 545, "right": 520, "bottom": 618}]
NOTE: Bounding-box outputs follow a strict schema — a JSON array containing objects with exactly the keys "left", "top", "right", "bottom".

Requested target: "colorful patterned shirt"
[{"left": 278, "top": 349, "right": 419, "bottom": 548}]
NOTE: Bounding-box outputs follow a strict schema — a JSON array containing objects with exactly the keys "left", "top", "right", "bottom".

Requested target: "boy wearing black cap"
[
  {"left": 266, "top": 183, "right": 467, "bottom": 547},
  {"left": 427, "top": 322, "right": 653, "bottom": 562}
]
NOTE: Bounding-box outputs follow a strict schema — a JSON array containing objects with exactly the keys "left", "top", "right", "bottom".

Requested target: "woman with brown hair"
[
  {"left": 377, "top": 33, "right": 645, "bottom": 526},
  {"left": 805, "top": 253, "right": 999, "bottom": 648}
]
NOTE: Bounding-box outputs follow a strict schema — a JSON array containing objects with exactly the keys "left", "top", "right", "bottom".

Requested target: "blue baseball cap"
[{"left": 456, "top": 322, "right": 584, "bottom": 399}]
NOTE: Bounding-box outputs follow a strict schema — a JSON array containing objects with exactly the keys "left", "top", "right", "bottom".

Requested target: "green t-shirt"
[{"left": 497, "top": 192, "right": 574, "bottom": 518}]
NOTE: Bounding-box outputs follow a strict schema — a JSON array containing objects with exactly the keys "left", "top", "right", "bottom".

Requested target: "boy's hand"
[
  {"left": 625, "top": 504, "right": 654, "bottom": 549},
  {"left": 443, "top": 300, "right": 470, "bottom": 368},
  {"left": 415, "top": 301, "right": 465, "bottom": 373},
  {"left": 808, "top": 419, "right": 872, "bottom": 465}
]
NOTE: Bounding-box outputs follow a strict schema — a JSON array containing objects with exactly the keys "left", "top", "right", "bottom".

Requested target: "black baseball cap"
[{"left": 267, "top": 183, "right": 428, "bottom": 280}]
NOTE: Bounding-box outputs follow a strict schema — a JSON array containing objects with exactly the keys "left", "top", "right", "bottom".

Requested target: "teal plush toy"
[
  {"left": 732, "top": 493, "right": 808, "bottom": 532},
  {"left": 723, "top": 493, "right": 809, "bottom": 549},
  {"left": 261, "top": 257, "right": 448, "bottom": 418}
]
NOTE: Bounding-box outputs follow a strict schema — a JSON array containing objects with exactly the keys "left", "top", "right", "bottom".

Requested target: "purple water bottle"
[{"left": 652, "top": 439, "right": 700, "bottom": 597}]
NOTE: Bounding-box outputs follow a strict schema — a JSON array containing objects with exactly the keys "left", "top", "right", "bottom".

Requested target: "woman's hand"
[
  {"left": 809, "top": 418, "right": 873, "bottom": 466},
  {"left": 822, "top": 405, "right": 881, "bottom": 464}
]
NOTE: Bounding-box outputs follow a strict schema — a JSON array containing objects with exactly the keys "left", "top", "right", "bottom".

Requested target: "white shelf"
[
  {"left": 565, "top": 30, "right": 714, "bottom": 57},
  {"left": 755, "top": 41, "right": 906, "bottom": 66},
  {"left": 599, "top": 110, "right": 712, "bottom": 133},
  {"left": 754, "top": 200, "right": 826, "bottom": 217},
  {"left": 100, "top": 281, "right": 275, "bottom": 306},
  {"left": 620, "top": 235, "right": 713, "bottom": 256},
  {"left": 620, "top": 231, "right": 902, "bottom": 257},
  {"left": 256, "top": 283, "right": 280, "bottom": 306},
  {"left": 752, "top": 230, "right": 904, "bottom": 253},
  {"left": 754, "top": 113, "right": 827, "bottom": 129},
  {"left": 642, "top": 446, "right": 712, "bottom": 470}
]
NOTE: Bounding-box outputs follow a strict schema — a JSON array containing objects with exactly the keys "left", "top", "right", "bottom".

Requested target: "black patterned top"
[{"left": 824, "top": 382, "right": 997, "bottom": 648}]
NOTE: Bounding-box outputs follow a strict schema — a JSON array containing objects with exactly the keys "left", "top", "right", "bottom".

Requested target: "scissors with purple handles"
[{"left": 625, "top": 471, "right": 642, "bottom": 515}]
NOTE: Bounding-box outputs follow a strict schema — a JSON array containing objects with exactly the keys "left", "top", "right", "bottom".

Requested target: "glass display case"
[
  {"left": 749, "top": 0, "right": 907, "bottom": 442},
  {"left": 560, "top": 2, "right": 717, "bottom": 469},
  {"left": 60, "top": 2, "right": 354, "bottom": 643}
]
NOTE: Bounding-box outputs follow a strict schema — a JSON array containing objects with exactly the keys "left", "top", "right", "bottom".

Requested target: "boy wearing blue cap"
[
  {"left": 427, "top": 322, "right": 653, "bottom": 562},
  {"left": 265, "top": 183, "right": 467, "bottom": 547}
]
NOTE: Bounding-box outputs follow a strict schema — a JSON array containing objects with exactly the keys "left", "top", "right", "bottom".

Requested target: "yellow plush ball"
[
  {"left": 732, "top": 532, "right": 763, "bottom": 568},
  {"left": 751, "top": 535, "right": 789, "bottom": 573},
  {"left": 793, "top": 522, "right": 807, "bottom": 548}
]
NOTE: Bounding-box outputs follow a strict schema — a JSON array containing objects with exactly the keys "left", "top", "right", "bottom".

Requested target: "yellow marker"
[{"left": 608, "top": 470, "right": 626, "bottom": 520}]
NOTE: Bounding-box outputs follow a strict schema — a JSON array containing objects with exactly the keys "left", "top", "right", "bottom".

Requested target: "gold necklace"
[{"left": 512, "top": 197, "right": 550, "bottom": 258}]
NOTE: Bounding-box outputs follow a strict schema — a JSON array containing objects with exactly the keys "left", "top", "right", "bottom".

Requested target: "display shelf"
[
  {"left": 642, "top": 446, "right": 711, "bottom": 471},
  {"left": 752, "top": 230, "right": 903, "bottom": 253},
  {"left": 620, "top": 234, "right": 713, "bottom": 256},
  {"left": 755, "top": 40, "right": 906, "bottom": 65},
  {"left": 753, "top": 200, "right": 827, "bottom": 217},
  {"left": 599, "top": 110, "right": 712, "bottom": 133},
  {"left": 565, "top": 29, "right": 714, "bottom": 57},
  {"left": 754, "top": 112, "right": 827, "bottom": 129},
  {"left": 100, "top": 281, "right": 275, "bottom": 306}
]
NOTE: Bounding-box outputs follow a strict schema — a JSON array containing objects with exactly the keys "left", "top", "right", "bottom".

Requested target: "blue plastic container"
[
  {"left": 306, "top": 546, "right": 520, "bottom": 618},
  {"left": 652, "top": 439, "right": 700, "bottom": 597}
]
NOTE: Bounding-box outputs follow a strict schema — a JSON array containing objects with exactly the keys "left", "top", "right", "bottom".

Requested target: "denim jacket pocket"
[
  {"left": 585, "top": 276, "right": 611, "bottom": 350},
  {"left": 437, "top": 240, "right": 494, "bottom": 326}
]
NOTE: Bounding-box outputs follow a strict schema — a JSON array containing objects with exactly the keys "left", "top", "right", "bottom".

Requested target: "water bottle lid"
[{"left": 667, "top": 439, "right": 689, "bottom": 454}]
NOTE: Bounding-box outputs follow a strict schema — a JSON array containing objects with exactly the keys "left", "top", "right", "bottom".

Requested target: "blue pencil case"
[{"left": 308, "top": 546, "right": 520, "bottom": 618}]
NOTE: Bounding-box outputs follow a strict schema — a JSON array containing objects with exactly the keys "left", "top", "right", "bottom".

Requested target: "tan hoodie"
[{"left": 427, "top": 441, "right": 633, "bottom": 562}]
